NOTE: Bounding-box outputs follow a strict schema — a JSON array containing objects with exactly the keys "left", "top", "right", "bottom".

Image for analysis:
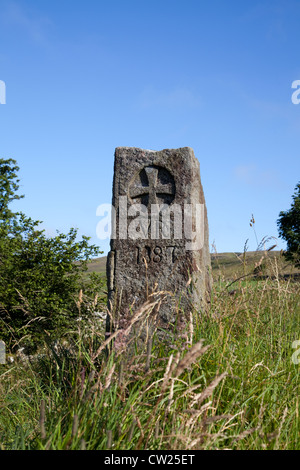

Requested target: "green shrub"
[{"left": 0, "top": 158, "right": 103, "bottom": 351}]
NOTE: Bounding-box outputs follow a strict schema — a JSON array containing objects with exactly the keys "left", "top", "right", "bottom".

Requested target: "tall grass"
[{"left": 0, "top": 262, "right": 299, "bottom": 450}]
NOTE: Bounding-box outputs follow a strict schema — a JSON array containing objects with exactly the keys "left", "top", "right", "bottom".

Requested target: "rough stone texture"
[{"left": 106, "top": 147, "right": 212, "bottom": 335}]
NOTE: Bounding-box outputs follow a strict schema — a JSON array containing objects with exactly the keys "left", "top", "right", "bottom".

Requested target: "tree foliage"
[
  {"left": 0, "top": 158, "right": 103, "bottom": 351},
  {"left": 277, "top": 182, "right": 300, "bottom": 267},
  {"left": 0, "top": 158, "right": 23, "bottom": 223}
]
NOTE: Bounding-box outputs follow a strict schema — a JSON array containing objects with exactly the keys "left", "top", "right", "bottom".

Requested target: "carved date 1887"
[{"left": 136, "top": 246, "right": 177, "bottom": 264}]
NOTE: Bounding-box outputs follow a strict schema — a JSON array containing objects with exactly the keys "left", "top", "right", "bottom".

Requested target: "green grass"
[{"left": 0, "top": 250, "right": 299, "bottom": 450}]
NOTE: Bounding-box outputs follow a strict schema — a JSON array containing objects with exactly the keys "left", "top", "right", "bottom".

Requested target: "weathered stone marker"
[{"left": 106, "top": 147, "right": 212, "bottom": 336}]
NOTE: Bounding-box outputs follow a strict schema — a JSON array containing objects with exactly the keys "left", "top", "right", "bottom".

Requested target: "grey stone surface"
[{"left": 106, "top": 147, "right": 212, "bottom": 335}]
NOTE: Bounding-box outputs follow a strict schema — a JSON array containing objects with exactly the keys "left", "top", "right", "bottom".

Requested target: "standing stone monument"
[{"left": 106, "top": 147, "right": 212, "bottom": 337}]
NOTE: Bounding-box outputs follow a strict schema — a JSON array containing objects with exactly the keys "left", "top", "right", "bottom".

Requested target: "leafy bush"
[
  {"left": 277, "top": 182, "right": 300, "bottom": 267},
  {"left": 0, "top": 158, "right": 103, "bottom": 351}
]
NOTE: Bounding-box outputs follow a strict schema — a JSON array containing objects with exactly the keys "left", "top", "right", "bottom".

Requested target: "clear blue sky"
[{"left": 0, "top": 0, "right": 299, "bottom": 255}]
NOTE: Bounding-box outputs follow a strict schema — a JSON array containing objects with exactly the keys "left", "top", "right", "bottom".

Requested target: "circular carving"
[{"left": 129, "top": 165, "right": 175, "bottom": 206}]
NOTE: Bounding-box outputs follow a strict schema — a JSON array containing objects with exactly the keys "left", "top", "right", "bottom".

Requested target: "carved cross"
[{"left": 130, "top": 166, "right": 175, "bottom": 206}]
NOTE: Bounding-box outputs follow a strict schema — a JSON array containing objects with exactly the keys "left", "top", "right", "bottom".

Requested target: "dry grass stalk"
[
  {"left": 185, "top": 401, "right": 213, "bottom": 429},
  {"left": 168, "top": 430, "right": 227, "bottom": 449},
  {"left": 135, "top": 415, "right": 144, "bottom": 441},
  {"left": 127, "top": 419, "right": 136, "bottom": 442},
  {"left": 120, "top": 297, "right": 161, "bottom": 332},
  {"left": 188, "top": 431, "right": 228, "bottom": 449},
  {"left": 106, "top": 429, "right": 112, "bottom": 448},
  {"left": 190, "top": 372, "right": 227, "bottom": 408},
  {"left": 155, "top": 419, "right": 160, "bottom": 440},
  {"left": 80, "top": 439, "right": 86, "bottom": 450},
  {"left": 181, "top": 380, "right": 211, "bottom": 399},
  {"left": 72, "top": 414, "right": 79, "bottom": 438},
  {"left": 161, "top": 354, "right": 173, "bottom": 392},
  {"left": 76, "top": 289, "right": 83, "bottom": 310},
  {"left": 169, "top": 351, "right": 180, "bottom": 376},
  {"left": 83, "top": 382, "right": 100, "bottom": 403},
  {"left": 205, "top": 414, "right": 234, "bottom": 424},
  {"left": 130, "top": 406, "right": 144, "bottom": 440},
  {"left": 39, "top": 399, "right": 46, "bottom": 440},
  {"left": 104, "top": 363, "right": 116, "bottom": 390},
  {"left": 137, "top": 351, "right": 178, "bottom": 450},
  {"left": 188, "top": 311, "right": 193, "bottom": 345},
  {"left": 93, "top": 293, "right": 98, "bottom": 308},
  {"left": 145, "top": 334, "right": 153, "bottom": 372},
  {"left": 275, "top": 406, "right": 288, "bottom": 449},
  {"left": 173, "top": 340, "right": 210, "bottom": 378},
  {"left": 92, "top": 298, "right": 161, "bottom": 360},
  {"left": 233, "top": 427, "right": 259, "bottom": 442},
  {"left": 88, "top": 370, "right": 95, "bottom": 383},
  {"left": 166, "top": 379, "right": 175, "bottom": 414},
  {"left": 249, "top": 361, "right": 274, "bottom": 376}
]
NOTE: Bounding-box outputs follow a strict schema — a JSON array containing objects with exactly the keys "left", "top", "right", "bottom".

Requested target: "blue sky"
[{"left": 0, "top": 0, "right": 299, "bottom": 255}]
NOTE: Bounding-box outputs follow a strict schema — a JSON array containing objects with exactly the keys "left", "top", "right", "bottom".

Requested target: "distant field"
[
  {"left": 86, "top": 256, "right": 107, "bottom": 275},
  {"left": 86, "top": 250, "right": 300, "bottom": 282},
  {"left": 210, "top": 250, "right": 300, "bottom": 280}
]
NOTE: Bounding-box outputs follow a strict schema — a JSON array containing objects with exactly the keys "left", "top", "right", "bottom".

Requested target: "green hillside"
[{"left": 86, "top": 256, "right": 107, "bottom": 275}]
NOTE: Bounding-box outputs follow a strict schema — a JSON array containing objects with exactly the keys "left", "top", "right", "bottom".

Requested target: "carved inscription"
[{"left": 136, "top": 246, "right": 177, "bottom": 264}]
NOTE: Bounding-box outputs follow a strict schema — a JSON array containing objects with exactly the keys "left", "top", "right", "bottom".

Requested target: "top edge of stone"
[{"left": 115, "top": 146, "right": 194, "bottom": 153}]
